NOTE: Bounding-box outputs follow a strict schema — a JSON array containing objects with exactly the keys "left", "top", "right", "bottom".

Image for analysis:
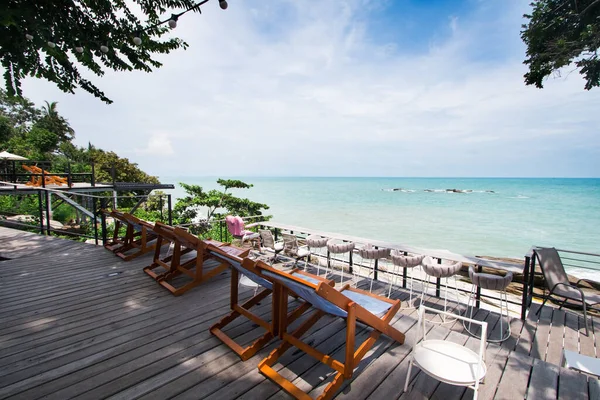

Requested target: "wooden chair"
[
  {"left": 102, "top": 210, "right": 129, "bottom": 252},
  {"left": 154, "top": 227, "right": 248, "bottom": 296},
  {"left": 143, "top": 222, "right": 196, "bottom": 280},
  {"left": 114, "top": 213, "right": 164, "bottom": 261},
  {"left": 22, "top": 164, "right": 67, "bottom": 186},
  {"left": 255, "top": 260, "right": 406, "bottom": 400},
  {"left": 207, "top": 246, "right": 334, "bottom": 361}
]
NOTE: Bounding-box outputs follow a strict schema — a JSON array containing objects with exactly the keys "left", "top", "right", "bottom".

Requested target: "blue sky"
[{"left": 18, "top": 0, "right": 600, "bottom": 177}]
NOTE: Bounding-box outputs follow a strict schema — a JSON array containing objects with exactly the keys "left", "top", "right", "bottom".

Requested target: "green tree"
[
  {"left": 35, "top": 101, "right": 75, "bottom": 142},
  {"left": 0, "top": 89, "right": 40, "bottom": 127},
  {"left": 522, "top": 0, "right": 600, "bottom": 90},
  {"left": 174, "top": 179, "right": 269, "bottom": 233},
  {"left": 0, "top": 116, "right": 14, "bottom": 144},
  {"left": 90, "top": 149, "right": 159, "bottom": 184},
  {"left": 24, "top": 126, "right": 59, "bottom": 156},
  {"left": 1, "top": 0, "right": 229, "bottom": 104}
]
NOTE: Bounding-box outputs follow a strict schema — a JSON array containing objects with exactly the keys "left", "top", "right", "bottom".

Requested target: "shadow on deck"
[{"left": 0, "top": 227, "right": 598, "bottom": 400}]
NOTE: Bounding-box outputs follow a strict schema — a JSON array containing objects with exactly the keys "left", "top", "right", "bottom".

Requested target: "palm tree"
[{"left": 37, "top": 101, "right": 75, "bottom": 142}]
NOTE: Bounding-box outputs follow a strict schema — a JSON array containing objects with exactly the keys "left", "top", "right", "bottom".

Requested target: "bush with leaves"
[
  {"left": 174, "top": 179, "right": 270, "bottom": 235},
  {"left": 522, "top": 0, "right": 600, "bottom": 90},
  {"left": 1, "top": 0, "right": 228, "bottom": 104}
]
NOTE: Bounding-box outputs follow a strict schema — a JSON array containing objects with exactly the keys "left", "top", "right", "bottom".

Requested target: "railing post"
[
  {"left": 436, "top": 258, "right": 442, "bottom": 298},
  {"left": 11, "top": 160, "right": 16, "bottom": 183},
  {"left": 67, "top": 162, "right": 72, "bottom": 187},
  {"left": 38, "top": 190, "right": 44, "bottom": 234},
  {"left": 100, "top": 198, "right": 107, "bottom": 246},
  {"left": 522, "top": 255, "right": 532, "bottom": 320},
  {"left": 42, "top": 173, "right": 51, "bottom": 235},
  {"left": 402, "top": 250, "right": 408, "bottom": 288},
  {"left": 91, "top": 162, "right": 96, "bottom": 186},
  {"left": 93, "top": 196, "right": 99, "bottom": 245},
  {"left": 529, "top": 255, "right": 536, "bottom": 305},
  {"left": 167, "top": 194, "right": 172, "bottom": 225},
  {"left": 159, "top": 195, "right": 164, "bottom": 221},
  {"left": 373, "top": 246, "right": 378, "bottom": 281},
  {"left": 476, "top": 264, "right": 482, "bottom": 308}
]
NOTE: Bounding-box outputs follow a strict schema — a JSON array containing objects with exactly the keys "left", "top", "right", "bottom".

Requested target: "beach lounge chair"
[
  {"left": 103, "top": 210, "right": 139, "bottom": 253},
  {"left": 255, "top": 260, "right": 405, "bottom": 400},
  {"left": 225, "top": 215, "right": 260, "bottom": 248},
  {"left": 22, "top": 164, "right": 67, "bottom": 186},
  {"left": 534, "top": 247, "right": 600, "bottom": 335},
  {"left": 142, "top": 222, "right": 195, "bottom": 280},
  {"left": 259, "top": 229, "right": 284, "bottom": 264},
  {"left": 114, "top": 213, "right": 164, "bottom": 261},
  {"left": 154, "top": 227, "right": 247, "bottom": 296},
  {"left": 208, "top": 247, "right": 333, "bottom": 361},
  {"left": 102, "top": 209, "right": 127, "bottom": 252},
  {"left": 404, "top": 306, "right": 487, "bottom": 400}
]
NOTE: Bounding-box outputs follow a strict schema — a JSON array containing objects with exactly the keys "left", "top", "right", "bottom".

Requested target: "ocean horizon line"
[{"left": 158, "top": 175, "right": 600, "bottom": 180}]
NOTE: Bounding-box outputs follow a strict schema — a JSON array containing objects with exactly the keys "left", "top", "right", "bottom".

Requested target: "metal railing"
[
  {"left": 256, "top": 221, "right": 533, "bottom": 319},
  {"left": 0, "top": 159, "right": 96, "bottom": 188},
  {"left": 0, "top": 182, "right": 173, "bottom": 244}
]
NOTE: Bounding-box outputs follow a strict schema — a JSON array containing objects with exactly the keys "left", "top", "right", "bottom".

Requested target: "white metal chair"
[
  {"left": 404, "top": 305, "right": 487, "bottom": 400},
  {"left": 421, "top": 256, "right": 463, "bottom": 323},
  {"left": 306, "top": 235, "right": 330, "bottom": 275},
  {"left": 326, "top": 239, "right": 355, "bottom": 286},
  {"left": 281, "top": 233, "right": 310, "bottom": 267},
  {"left": 391, "top": 251, "right": 425, "bottom": 309},
  {"left": 258, "top": 229, "right": 283, "bottom": 264},
  {"left": 464, "top": 265, "right": 513, "bottom": 342},
  {"left": 356, "top": 245, "right": 392, "bottom": 295}
]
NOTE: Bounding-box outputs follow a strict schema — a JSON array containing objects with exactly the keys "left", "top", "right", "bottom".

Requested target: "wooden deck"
[{"left": 0, "top": 227, "right": 598, "bottom": 400}]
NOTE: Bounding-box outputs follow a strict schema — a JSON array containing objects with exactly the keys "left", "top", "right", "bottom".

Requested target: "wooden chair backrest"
[
  {"left": 208, "top": 246, "right": 272, "bottom": 290},
  {"left": 153, "top": 221, "right": 177, "bottom": 241},
  {"left": 121, "top": 213, "right": 154, "bottom": 231},
  {"left": 173, "top": 227, "right": 202, "bottom": 250}
]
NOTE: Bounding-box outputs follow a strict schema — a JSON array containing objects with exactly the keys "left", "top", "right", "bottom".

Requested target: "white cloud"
[
  {"left": 15, "top": 0, "right": 600, "bottom": 178},
  {"left": 134, "top": 133, "right": 175, "bottom": 156}
]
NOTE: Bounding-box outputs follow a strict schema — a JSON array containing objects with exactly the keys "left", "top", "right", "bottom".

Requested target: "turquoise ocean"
[{"left": 160, "top": 177, "right": 600, "bottom": 276}]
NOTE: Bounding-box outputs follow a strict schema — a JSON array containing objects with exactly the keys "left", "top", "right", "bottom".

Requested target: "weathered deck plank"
[{"left": 527, "top": 357, "right": 559, "bottom": 400}]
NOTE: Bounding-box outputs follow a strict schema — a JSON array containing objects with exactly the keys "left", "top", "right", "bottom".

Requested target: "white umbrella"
[{"left": 0, "top": 151, "right": 28, "bottom": 160}]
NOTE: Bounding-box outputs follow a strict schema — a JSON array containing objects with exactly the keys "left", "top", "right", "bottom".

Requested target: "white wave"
[
  {"left": 382, "top": 188, "right": 416, "bottom": 193},
  {"left": 566, "top": 267, "right": 600, "bottom": 283}
]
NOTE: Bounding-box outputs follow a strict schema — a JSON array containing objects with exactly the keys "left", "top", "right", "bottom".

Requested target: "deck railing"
[
  {"left": 0, "top": 182, "right": 173, "bottom": 244},
  {"left": 246, "top": 221, "right": 536, "bottom": 319},
  {"left": 0, "top": 159, "right": 96, "bottom": 188}
]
